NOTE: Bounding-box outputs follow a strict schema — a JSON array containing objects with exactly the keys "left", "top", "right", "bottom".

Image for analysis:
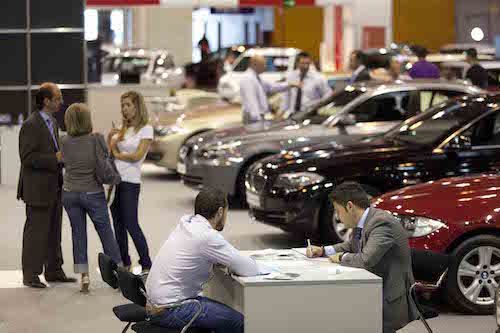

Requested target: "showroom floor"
[{"left": 0, "top": 164, "right": 496, "bottom": 333}]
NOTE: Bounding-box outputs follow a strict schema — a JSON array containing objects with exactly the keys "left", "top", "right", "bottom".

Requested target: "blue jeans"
[
  {"left": 152, "top": 296, "right": 244, "bottom": 333},
  {"left": 62, "top": 190, "right": 122, "bottom": 273},
  {"left": 110, "top": 182, "right": 152, "bottom": 269}
]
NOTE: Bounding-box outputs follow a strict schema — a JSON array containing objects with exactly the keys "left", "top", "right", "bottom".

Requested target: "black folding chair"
[
  {"left": 99, "top": 253, "right": 149, "bottom": 333},
  {"left": 115, "top": 267, "right": 210, "bottom": 333},
  {"left": 409, "top": 248, "right": 452, "bottom": 333}
]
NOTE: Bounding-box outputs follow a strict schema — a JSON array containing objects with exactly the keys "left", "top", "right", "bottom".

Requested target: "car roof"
[
  {"left": 242, "top": 47, "right": 303, "bottom": 57},
  {"left": 351, "top": 79, "right": 484, "bottom": 93}
]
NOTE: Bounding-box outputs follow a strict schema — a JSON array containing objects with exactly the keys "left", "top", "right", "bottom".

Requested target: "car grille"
[
  {"left": 146, "top": 151, "right": 163, "bottom": 161},
  {"left": 178, "top": 145, "right": 191, "bottom": 162},
  {"left": 247, "top": 172, "right": 268, "bottom": 194}
]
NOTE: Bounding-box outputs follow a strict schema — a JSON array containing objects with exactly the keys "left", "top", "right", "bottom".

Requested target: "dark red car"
[{"left": 373, "top": 173, "right": 500, "bottom": 314}]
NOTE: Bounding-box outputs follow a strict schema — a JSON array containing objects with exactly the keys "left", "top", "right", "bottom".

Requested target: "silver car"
[{"left": 178, "top": 80, "right": 484, "bottom": 203}]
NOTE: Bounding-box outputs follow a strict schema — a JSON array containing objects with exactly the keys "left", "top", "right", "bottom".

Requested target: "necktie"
[
  {"left": 255, "top": 74, "right": 272, "bottom": 114},
  {"left": 46, "top": 117, "right": 59, "bottom": 151},
  {"left": 353, "top": 227, "right": 363, "bottom": 253},
  {"left": 294, "top": 72, "right": 306, "bottom": 112}
]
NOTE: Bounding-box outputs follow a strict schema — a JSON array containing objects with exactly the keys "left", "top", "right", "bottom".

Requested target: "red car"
[{"left": 373, "top": 173, "right": 500, "bottom": 314}]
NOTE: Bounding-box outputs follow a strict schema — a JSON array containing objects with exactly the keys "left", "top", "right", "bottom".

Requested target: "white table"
[{"left": 204, "top": 249, "right": 383, "bottom": 333}]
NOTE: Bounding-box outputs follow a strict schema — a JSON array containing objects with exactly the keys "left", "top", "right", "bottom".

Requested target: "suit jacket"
[
  {"left": 333, "top": 207, "right": 418, "bottom": 332},
  {"left": 352, "top": 67, "right": 372, "bottom": 83},
  {"left": 17, "top": 111, "right": 62, "bottom": 206}
]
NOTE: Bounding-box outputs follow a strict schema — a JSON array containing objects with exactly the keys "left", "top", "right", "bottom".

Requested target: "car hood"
[
  {"left": 373, "top": 174, "right": 500, "bottom": 224},
  {"left": 250, "top": 138, "right": 412, "bottom": 176},
  {"left": 153, "top": 101, "right": 238, "bottom": 128}
]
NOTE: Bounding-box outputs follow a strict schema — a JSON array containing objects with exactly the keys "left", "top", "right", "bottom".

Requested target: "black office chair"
[
  {"left": 115, "top": 267, "right": 210, "bottom": 333},
  {"left": 99, "top": 253, "right": 149, "bottom": 333},
  {"left": 409, "top": 248, "right": 452, "bottom": 333}
]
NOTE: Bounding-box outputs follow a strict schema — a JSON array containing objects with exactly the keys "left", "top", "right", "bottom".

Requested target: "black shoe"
[
  {"left": 23, "top": 276, "right": 47, "bottom": 289},
  {"left": 45, "top": 271, "right": 77, "bottom": 283}
]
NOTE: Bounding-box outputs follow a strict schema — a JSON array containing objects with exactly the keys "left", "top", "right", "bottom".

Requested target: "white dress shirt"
[
  {"left": 146, "top": 214, "right": 259, "bottom": 306},
  {"left": 239, "top": 69, "right": 288, "bottom": 122},
  {"left": 280, "top": 69, "right": 332, "bottom": 114}
]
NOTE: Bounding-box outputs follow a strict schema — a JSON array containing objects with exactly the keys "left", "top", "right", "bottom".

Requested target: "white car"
[
  {"left": 217, "top": 47, "right": 307, "bottom": 101},
  {"left": 102, "top": 48, "right": 185, "bottom": 88}
]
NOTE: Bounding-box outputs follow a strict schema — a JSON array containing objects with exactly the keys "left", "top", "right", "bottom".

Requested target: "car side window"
[
  {"left": 419, "top": 90, "right": 463, "bottom": 113},
  {"left": 349, "top": 92, "right": 410, "bottom": 123},
  {"left": 445, "top": 110, "right": 500, "bottom": 149},
  {"left": 233, "top": 57, "right": 250, "bottom": 72}
]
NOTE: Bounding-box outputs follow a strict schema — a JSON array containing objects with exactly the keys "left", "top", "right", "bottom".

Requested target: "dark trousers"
[
  {"left": 22, "top": 193, "right": 63, "bottom": 279},
  {"left": 110, "top": 182, "right": 152, "bottom": 269}
]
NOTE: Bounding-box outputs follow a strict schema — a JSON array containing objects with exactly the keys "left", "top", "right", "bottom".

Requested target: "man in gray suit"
[{"left": 309, "top": 182, "right": 417, "bottom": 333}]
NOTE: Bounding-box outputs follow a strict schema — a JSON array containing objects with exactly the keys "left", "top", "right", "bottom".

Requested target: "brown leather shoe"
[
  {"left": 45, "top": 271, "right": 77, "bottom": 283},
  {"left": 23, "top": 276, "right": 47, "bottom": 289}
]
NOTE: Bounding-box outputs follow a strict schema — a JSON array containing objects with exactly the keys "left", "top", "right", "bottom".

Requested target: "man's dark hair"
[
  {"left": 195, "top": 187, "right": 229, "bottom": 220},
  {"left": 352, "top": 50, "right": 367, "bottom": 66},
  {"left": 465, "top": 48, "right": 478, "bottom": 59},
  {"left": 297, "top": 51, "right": 312, "bottom": 61},
  {"left": 414, "top": 45, "right": 429, "bottom": 59},
  {"left": 35, "top": 87, "right": 55, "bottom": 110},
  {"left": 329, "top": 181, "right": 370, "bottom": 209}
]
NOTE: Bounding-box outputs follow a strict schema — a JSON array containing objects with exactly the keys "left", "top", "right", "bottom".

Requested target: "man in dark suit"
[
  {"left": 349, "top": 50, "right": 371, "bottom": 84},
  {"left": 17, "top": 83, "right": 76, "bottom": 288},
  {"left": 309, "top": 182, "right": 417, "bottom": 333}
]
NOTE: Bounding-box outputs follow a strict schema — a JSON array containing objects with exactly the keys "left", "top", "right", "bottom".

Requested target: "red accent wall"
[{"left": 87, "top": 0, "right": 159, "bottom": 6}]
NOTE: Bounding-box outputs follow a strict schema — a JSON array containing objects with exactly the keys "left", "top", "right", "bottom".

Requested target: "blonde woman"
[
  {"left": 61, "top": 103, "right": 123, "bottom": 292},
  {"left": 107, "top": 91, "right": 153, "bottom": 273}
]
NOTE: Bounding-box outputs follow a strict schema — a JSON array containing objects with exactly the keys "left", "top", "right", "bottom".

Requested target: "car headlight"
[
  {"left": 201, "top": 141, "right": 242, "bottom": 159},
  {"left": 154, "top": 125, "right": 187, "bottom": 137},
  {"left": 273, "top": 172, "right": 325, "bottom": 189},
  {"left": 398, "top": 215, "right": 446, "bottom": 238}
]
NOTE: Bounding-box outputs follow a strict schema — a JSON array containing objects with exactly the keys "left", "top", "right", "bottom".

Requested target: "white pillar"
[
  {"left": 321, "top": 4, "right": 335, "bottom": 72},
  {"left": 132, "top": 7, "right": 193, "bottom": 65}
]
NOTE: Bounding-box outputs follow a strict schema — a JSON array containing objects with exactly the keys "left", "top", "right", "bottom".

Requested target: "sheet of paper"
[{"left": 292, "top": 247, "right": 331, "bottom": 263}]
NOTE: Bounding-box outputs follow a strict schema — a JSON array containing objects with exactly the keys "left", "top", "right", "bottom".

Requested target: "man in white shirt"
[
  {"left": 146, "top": 187, "right": 260, "bottom": 333},
  {"left": 280, "top": 52, "right": 332, "bottom": 118},
  {"left": 240, "top": 54, "right": 300, "bottom": 124}
]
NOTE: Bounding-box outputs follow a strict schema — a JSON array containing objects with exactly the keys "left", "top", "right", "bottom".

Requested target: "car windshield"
[
  {"left": 103, "top": 56, "right": 150, "bottom": 73},
  {"left": 384, "top": 97, "right": 486, "bottom": 145},
  {"left": 291, "top": 88, "right": 365, "bottom": 125}
]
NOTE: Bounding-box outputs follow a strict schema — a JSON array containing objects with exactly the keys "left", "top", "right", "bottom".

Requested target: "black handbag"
[{"left": 94, "top": 134, "right": 121, "bottom": 186}]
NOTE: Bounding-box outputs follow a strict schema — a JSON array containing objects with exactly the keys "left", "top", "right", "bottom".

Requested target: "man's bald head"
[
  {"left": 38, "top": 82, "right": 63, "bottom": 113},
  {"left": 250, "top": 55, "right": 266, "bottom": 74}
]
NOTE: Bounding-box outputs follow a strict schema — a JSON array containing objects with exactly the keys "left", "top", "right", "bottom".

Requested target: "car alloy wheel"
[{"left": 457, "top": 246, "right": 500, "bottom": 307}]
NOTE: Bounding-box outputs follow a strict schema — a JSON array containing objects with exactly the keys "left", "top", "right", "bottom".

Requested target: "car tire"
[
  {"left": 447, "top": 235, "right": 500, "bottom": 314},
  {"left": 318, "top": 184, "right": 381, "bottom": 245}
]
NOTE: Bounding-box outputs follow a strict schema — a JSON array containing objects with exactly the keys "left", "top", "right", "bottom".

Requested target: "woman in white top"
[{"left": 107, "top": 91, "right": 153, "bottom": 273}]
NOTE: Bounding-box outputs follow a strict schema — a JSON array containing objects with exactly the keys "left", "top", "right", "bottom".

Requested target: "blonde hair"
[
  {"left": 65, "top": 103, "right": 93, "bottom": 137},
  {"left": 118, "top": 91, "right": 150, "bottom": 141}
]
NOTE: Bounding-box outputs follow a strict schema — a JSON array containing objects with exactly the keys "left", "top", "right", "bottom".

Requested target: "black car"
[
  {"left": 184, "top": 45, "right": 252, "bottom": 89},
  {"left": 245, "top": 94, "right": 500, "bottom": 244}
]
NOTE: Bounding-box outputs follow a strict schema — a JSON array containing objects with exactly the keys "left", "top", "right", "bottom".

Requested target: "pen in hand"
[{"left": 307, "top": 239, "right": 312, "bottom": 258}]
